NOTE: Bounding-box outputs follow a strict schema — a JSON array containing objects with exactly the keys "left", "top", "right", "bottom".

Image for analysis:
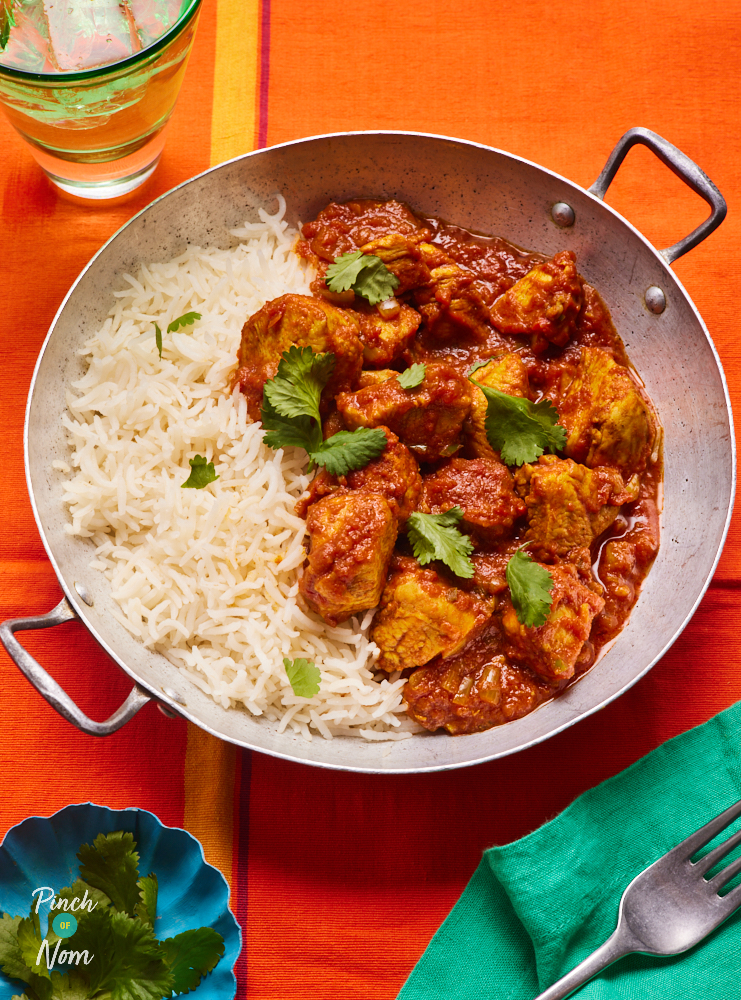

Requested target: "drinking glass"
[{"left": 0, "top": 0, "right": 202, "bottom": 199}]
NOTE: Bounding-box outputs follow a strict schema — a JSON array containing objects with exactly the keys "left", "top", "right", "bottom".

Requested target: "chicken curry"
[{"left": 233, "top": 199, "right": 661, "bottom": 735}]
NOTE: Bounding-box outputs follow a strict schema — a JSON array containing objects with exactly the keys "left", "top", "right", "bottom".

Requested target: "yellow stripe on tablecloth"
[
  {"left": 182, "top": 0, "right": 262, "bottom": 888},
  {"left": 210, "top": 0, "right": 262, "bottom": 163},
  {"left": 183, "top": 725, "right": 238, "bottom": 888}
]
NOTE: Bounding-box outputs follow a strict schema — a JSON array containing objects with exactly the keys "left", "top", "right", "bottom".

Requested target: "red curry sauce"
[{"left": 287, "top": 200, "right": 662, "bottom": 733}]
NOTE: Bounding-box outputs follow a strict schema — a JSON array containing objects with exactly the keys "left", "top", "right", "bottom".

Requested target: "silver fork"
[{"left": 533, "top": 796, "right": 741, "bottom": 999}]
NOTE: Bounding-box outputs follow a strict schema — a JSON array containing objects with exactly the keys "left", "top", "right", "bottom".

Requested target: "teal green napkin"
[{"left": 398, "top": 701, "right": 741, "bottom": 999}]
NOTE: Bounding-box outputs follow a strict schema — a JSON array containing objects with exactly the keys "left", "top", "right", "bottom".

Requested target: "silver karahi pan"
[{"left": 1, "top": 128, "right": 733, "bottom": 773}]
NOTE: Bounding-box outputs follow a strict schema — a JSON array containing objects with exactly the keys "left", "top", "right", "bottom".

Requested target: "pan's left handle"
[
  {"left": 0, "top": 597, "right": 152, "bottom": 736},
  {"left": 588, "top": 126, "right": 727, "bottom": 264}
]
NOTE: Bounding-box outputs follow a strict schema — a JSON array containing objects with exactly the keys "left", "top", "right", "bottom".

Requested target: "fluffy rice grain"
[{"left": 61, "top": 199, "right": 418, "bottom": 741}]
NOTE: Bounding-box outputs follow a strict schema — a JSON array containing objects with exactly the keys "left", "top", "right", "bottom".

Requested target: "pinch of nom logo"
[{"left": 32, "top": 885, "right": 95, "bottom": 969}]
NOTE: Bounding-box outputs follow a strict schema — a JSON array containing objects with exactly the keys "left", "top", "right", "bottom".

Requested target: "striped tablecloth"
[{"left": 1, "top": 3, "right": 741, "bottom": 996}]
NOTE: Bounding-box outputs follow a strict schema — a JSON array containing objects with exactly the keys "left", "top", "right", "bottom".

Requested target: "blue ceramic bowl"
[{"left": 0, "top": 803, "right": 241, "bottom": 999}]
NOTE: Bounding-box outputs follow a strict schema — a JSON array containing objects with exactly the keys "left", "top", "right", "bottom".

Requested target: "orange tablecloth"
[{"left": 1, "top": 3, "right": 741, "bottom": 997}]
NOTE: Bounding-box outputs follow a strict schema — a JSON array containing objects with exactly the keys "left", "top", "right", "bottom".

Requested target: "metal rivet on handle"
[
  {"left": 551, "top": 202, "right": 575, "bottom": 227},
  {"left": 645, "top": 286, "right": 667, "bottom": 314},
  {"left": 162, "top": 686, "right": 186, "bottom": 705},
  {"left": 74, "top": 582, "right": 93, "bottom": 606}
]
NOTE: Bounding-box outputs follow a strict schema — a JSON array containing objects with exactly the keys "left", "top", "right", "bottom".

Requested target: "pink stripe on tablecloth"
[
  {"left": 257, "top": 0, "right": 271, "bottom": 148},
  {"left": 234, "top": 749, "right": 252, "bottom": 999}
]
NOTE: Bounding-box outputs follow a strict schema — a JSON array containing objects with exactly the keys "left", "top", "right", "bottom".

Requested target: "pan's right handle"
[
  {"left": 588, "top": 126, "right": 727, "bottom": 264},
  {"left": 0, "top": 597, "right": 151, "bottom": 736}
]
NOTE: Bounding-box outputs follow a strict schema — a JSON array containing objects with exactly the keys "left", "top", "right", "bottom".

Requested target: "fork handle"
[{"left": 532, "top": 927, "right": 638, "bottom": 1000}]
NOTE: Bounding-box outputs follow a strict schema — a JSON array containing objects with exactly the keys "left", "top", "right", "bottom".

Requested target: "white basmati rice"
[{"left": 60, "top": 198, "right": 419, "bottom": 741}]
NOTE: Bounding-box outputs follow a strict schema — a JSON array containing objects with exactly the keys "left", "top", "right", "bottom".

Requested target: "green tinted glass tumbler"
[{"left": 0, "top": 0, "right": 202, "bottom": 199}]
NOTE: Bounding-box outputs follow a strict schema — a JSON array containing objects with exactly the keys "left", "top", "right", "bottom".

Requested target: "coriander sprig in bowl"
[{"left": 0, "top": 805, "right": 240, "bottom": 1000}]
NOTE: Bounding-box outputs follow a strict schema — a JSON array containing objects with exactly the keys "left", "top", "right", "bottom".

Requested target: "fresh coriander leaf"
[
  {"left": 259, "top": 347, "right": 385, "bottom": 474},
  {"left": 506, "top": 548, "right": 554, "bottom": 627},
  {"left": 324, "top": 251, "right": 365, "bottom": 292},
  {"left": 310, "top": 428, "right": 387, "bottom": 476},
  {"left": 467, "top": 358, "right": 491, "bottom": 377},
  {"left": 160, "top": 927, "right": 225, "bottom": 995},
  {"left": 72, "top": 909, "right": 172, "bottom": 1000},
  {"left": 470, "top": 380, "right": 566, "bottom": 465},
  {"left": 181, "top": 455, "right": 219, "bottom": 489},
  {"left": 283, "top": 658, "right": 321, "bottom": 698},
  {"left": 275, "top": 346, "right": 335, "bottom": 390},
  {"left": 260, "top": 396, "right": 323, "bottom": 454},
  {"left": 153, "top": 312, "right": 200, "bottom": 357},
  {"left": 262, "top": 416, "right": 319, "bottom": 453},
  {"left": 167, "top": 312, "right": 201, "bottom": 333},
  {"left": 52, "top": 880, "right": 111, "bottom": 922},
  {"left": 10, "top": 971, "right": 50, "bottom": 1000},
  {"left": 260, "top": 348, "right": 385, "bottom": 474},
  {"left": 77, "top": 832, "right": 141, "bottom": 918},
  {"left": 134, "top": 874, "right": 157, "bottom": 928},
  {"left": 397, "top": 364, "right": 426, "bottom": 390},
  {"left": 264, "top": 346, "right": 335, "bottom": 423},
  {"left": 17, "top": 914, "right": 48, "bottom": 982},
  {"left": 1, "top": 832, "right": 227, "bottom": 1000},
  {"left": 0, "top": 911, "right": 52, "bottom": 1000},
  {"left": 48, "top": 969, "right": 90, "bottom": 1000},
  {"left": 351, "top": 255, "right": 399, "bottom": 305},
  {"left": 14, "top": 974, "right": 51, "bottom": 1000},
  {"left": 406, "top": 508, "right": 475, "bottom": 579},
  {"left": 0, "top": 913, "right": 36, "bottom": 986},
  {"left": 326, "top": 252, "right": 399, "bottom": 305}
]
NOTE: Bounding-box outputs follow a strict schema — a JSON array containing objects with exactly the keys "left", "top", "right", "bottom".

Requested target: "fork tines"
[
  {"left": 669, "top": 796, "right": 741, "bottom": 903},
  {"left": 674, "top": 796, "right": 741, "bottom": 862}
]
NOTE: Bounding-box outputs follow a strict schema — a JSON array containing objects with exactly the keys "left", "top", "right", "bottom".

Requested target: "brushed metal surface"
[{"left": 20, "top": 130, "right": 735, "bottom": 771}]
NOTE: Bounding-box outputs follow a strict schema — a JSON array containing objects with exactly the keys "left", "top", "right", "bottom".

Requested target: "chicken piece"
[
  {"left": 359, "top": 232, "right": 433, "bottom": 295},
  {"left": 575, "top": 282, "right": 622, "bottom": 350},
  {"left": 295, "top": 427, "right": 422, "bottom": 523},
  {"left": 299, "top": 492, "right": 397, "bottom": 626},
  {"left": 321, "top": 408, "right": 347, "bottom": 439},
  {"left": 336, "top": 361, "right": 472, "bottom": 461},
  {"left": 308, "top": 275, "right": 358, "bottom": 308},
  {"left": 353, "top": 300, "right": 421, "bottom": 366},
  {"left": 341, "top": 429, "right": 422, "bottom": 523},
  {"left": 300, "top": 200, "right": 429, "bottom": 262},
  {"left": 471, "top": 547, "right": 518, "bottom": 596},
  {"left": 357, "top": 369, "right": 397, "bottom": 389},
  {"left": 465, "top": 352, "right": 530, "bottom": 460},
  {"left": 489, "top": 250, "right": 584, "bottom": 353},
  {"left": 514, "top": 455, "right": 639, "bottom": 560},
  {"left": 372, "top": 556, "right": 494, "bottom": 672},
  {"left": 471, "top": 540, "right": 600, "bottom": 600},
  {"left": 404, "top": 626, "right": 553, "bottom": 734},
  {"left": 418, "top": 457, "right": 526, "bottom": 543},
  {"left": 414, "top": 262, "right": 494, "bottom": 344},
  {"left": 233, "top": 294, "right": 364, "bottom": 421},
  {"left": 500, "top": 563, "right": 605, "bottom": 681},
  {"left": 558, "top": 347, "right": 657, "bottom": 478},
  {"left": 405, "top": 652, "right": 508, "bottom": 734},
  {"left": 418, "top": 241, "right": 455, "bottom": 271}
]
